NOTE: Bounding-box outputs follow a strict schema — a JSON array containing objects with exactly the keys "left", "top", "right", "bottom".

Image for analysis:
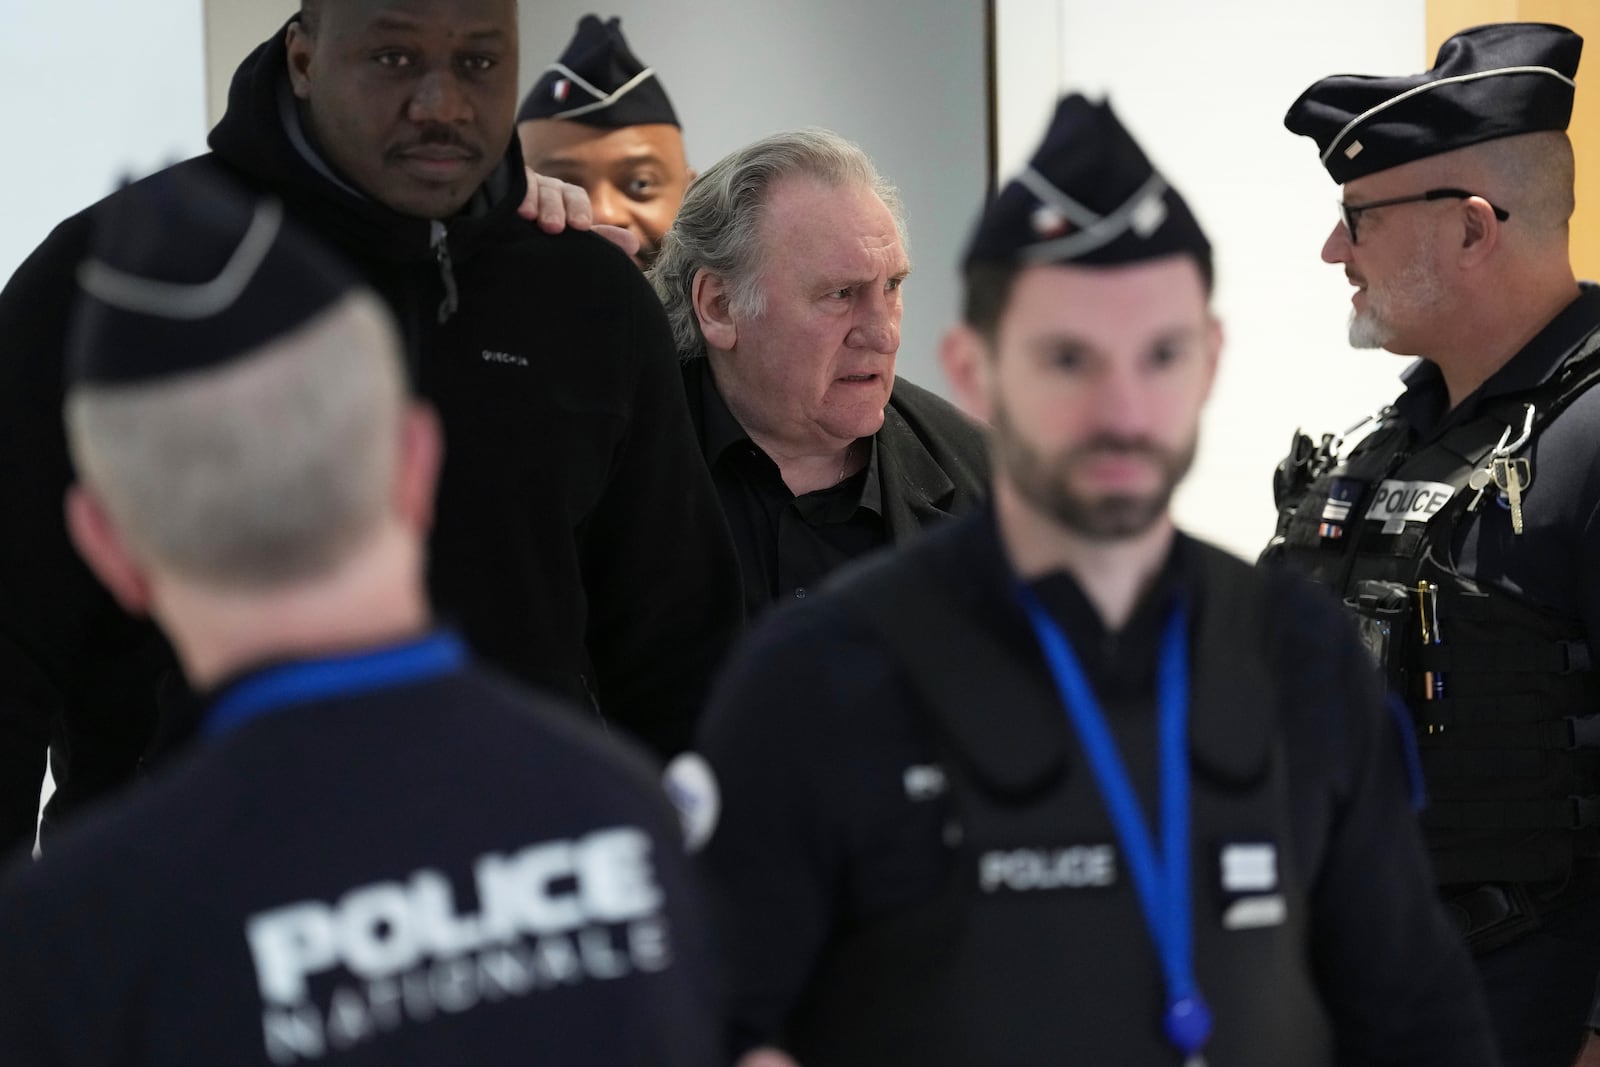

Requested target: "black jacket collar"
[
  {"left": 1397, "top": 283, "right": 1600, "bottom": 438},
  {"left": 206, "top": 18, "right": 528, "bottom": 268},
  {"left": 896, "top": 509, "right": 1271, "bottom": 796},
  {"left": 682, "top": 358, "right": 960, "bottom": 533},
  {"left": 876, "top": 401, "right": 959, "bottom": 538}
]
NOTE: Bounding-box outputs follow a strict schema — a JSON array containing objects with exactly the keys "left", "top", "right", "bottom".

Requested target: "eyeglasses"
[{"left": 1338, "top": 187, "right": 1510, "bottom": 244}]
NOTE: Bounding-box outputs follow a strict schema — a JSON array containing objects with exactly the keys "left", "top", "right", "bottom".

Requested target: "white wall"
[
  {"left": 204, "top": 0, "right": 297, "bottom": 127},
  {"left": 1, "top": 0, "right": 209, "bottom": 284},
  {"left": 996, "top": 0, "right": 1428, "bottom": 558},
  {"left": 518, "top": 2, "right": 990, "bottom": 393}
]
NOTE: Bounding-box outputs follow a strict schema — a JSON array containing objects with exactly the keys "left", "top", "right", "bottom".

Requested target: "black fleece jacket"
[{"left": 0, "top": 25, "right": 742, "bottom": 857}]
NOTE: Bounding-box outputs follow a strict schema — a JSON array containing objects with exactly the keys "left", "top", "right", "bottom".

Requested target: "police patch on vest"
[
  {"left": 977, "top": 845, "right": 1116, "bottom": 893},
  {"left": 1319, "top": 477, "right": 1366, "bottom": 540},
  {"left": 1220, "top": 843, "right": 1276, "bottom": 892},
  {"left": 902, "top": 763, "right": 948, "bottom": 802},
  {"left": 245, "top": 827, "right": 672, "bottom": 1063},
  {"left": 1216, "top": 841, "right": 1286, "bottom": 931},
  {"left": 1222, "top": 894, "right": 1287, "bottom": 930},
  {"left": 1367, "top": 479, "right": 1456, "bottom": 534}
]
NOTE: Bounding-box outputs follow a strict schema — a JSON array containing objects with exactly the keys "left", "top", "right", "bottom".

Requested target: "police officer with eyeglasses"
[{"left": 1264, "top": 22, "right": 1600, "bottom": 1067}]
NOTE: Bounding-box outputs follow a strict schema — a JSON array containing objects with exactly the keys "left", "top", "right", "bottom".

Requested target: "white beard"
[{"left": 1347, "top": 243, "right": 1447, "bottom": 351}]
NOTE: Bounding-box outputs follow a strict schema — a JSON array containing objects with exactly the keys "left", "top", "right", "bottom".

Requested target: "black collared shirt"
[
  {"left": 697, "top": 369, "right": 887, "bottom": 617},
  {"left": 1022, "top": 537, "right": 1188, "bottom": 804},
  {"left": 1392, "top": 284, "right": 1600, "bottom": 630},
  {"left": 1395, "top": 283, "right": 1600, "bottom": 439},
  {"left": 1027, "top": 539, "right": 1186, "bottom": 705}
]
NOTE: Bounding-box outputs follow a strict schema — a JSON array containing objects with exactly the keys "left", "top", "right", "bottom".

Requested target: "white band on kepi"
[
  {"left": 1319, "top": 64, "right": 1576, "bottom": 166},
  {"left": 77, "top": 199, "right": 285, "bottom": 321},
  {"left": 540, "top": 61, "right": 608, "bottom": 104},
  {"left": 544, "top": 65, "right": 660, "bottom": 122},
  {"left": 1018, "top": 170, "right": 1171, "bottom": 263},
  {"left": 1016, "top": 166, "right": 1104, "bottom": 230}
]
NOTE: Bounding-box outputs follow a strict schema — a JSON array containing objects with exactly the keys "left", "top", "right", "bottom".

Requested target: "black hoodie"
[{"left": 0, "top": 23, "right": 742, "bottom": 857}]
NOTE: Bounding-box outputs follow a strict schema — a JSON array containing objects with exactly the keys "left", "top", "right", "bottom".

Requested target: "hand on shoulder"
[{"left": 517, "top": 167, "right": 640, "bottom": 259}]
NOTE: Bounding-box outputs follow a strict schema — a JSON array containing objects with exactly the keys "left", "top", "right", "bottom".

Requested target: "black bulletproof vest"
[
  {"left": 1264, "top": 343, "right": 1600, "bottom": 888},
  {"left": 795, "top": 547, "right": 1333, "bottom": 1066}
]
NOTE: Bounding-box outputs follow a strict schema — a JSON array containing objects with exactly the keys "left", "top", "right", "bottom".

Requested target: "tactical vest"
[
  {"left": 1264, "top": 342, "right": 1600, "bottom": 911},
  {"left": 792, "top": 548, "right": 1333, "bottom": 1066}
]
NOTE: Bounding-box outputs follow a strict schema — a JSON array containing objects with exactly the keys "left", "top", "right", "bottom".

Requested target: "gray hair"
[
  {"left": 65, "top": 291, "right": 406, "bottom": 589},
  {"left": 1466, "top": 131, "right": 1575, "bottom": 236},
  {"left": 650, "top": 128, "right": 908, "bottom": 361}
]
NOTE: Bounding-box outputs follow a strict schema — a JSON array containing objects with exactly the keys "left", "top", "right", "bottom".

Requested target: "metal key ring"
[{"left": 1496, "top": 403, "right": 1536, "bottom": 457}]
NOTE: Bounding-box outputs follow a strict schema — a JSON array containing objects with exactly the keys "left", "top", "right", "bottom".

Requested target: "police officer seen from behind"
[
  {"left": 0, "top": 169, "right": 718, "bottom": 1066},
  {"left": 517, "top": 14, "right": 692, "bottom": 270},
  {"left": 681, "top": 95, "right": 1495, "bottom": 1066},
  {"left": 1265, "top": 23, "right": 1600, "bottom": 1067},
  {"left": 0, "top": 0, "right": 744, "bottom": 858},
  {"left": 651, "top": 131, "right": 988, "bottom": 620}
]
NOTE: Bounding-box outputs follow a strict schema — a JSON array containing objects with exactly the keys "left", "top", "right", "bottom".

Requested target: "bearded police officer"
[
  {"left": 0, "top": 169, "right": 718, "bottom": 1066},
  {"left": 1263, "top": 24, "right": 1600, "bottom": 1067},
  {"left": 679, "top": 95, "right": 1494, "bottom": 1067},
  {"left": 517, "top": 15, "right": 693, "bottom": 270}
]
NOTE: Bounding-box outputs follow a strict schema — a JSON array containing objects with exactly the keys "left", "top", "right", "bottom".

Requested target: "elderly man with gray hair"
[{"left": 653, "top": 129, "right": 988, "bottom": 619}]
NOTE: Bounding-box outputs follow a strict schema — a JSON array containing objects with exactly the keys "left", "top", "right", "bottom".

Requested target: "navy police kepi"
[
  {"left": 963, "top": 94, "right": 1211, "bottom": 271},
  {"left": 1285, "top": 21, "right": 1581, "bottom": 183},
  {"left": 68, "top": 167, "right": 362, "bottom": 387},
  {"left": 517, "top": 14, "right": 680, "bottom": 129}
]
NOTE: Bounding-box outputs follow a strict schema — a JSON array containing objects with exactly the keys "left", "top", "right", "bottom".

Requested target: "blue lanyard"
[
  {"left": 1017, "top": 585, "right": 1211, "bottom": 1062},
  {"left": 201, "top": 631, "right": 467, "bottom": 739}
]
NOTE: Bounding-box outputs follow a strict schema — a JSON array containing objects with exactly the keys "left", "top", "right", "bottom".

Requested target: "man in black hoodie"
[{"left": 0, "top": 0, "right": 743, "bottom": 857}]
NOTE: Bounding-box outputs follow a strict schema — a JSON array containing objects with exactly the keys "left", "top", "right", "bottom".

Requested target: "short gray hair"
[
  {"left": 65, "top": 291, "right": 406, "bottom": 589},
  {"left": 650, "top": 128, "right": 908, "bottom": 361},
  {"left": 1466, "top": 131, "right": 1575, "bottom": 235}
]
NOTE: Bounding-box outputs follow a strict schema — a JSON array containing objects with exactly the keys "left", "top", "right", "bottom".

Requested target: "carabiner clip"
[{"left": 1498, "top": 404, "right": 1536, "bottom": 457}]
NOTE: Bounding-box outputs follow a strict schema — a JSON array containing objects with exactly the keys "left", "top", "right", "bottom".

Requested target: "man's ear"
[
  {"left": 285, "top": 20, "right": 315, "bottom": 100},
  {"left": 1459, "top": 196, "right": 1502, "bottom": 265},
  {"left": 395, "top": 402, "right": 443, "bottom": 535},
  {"left": 940, "top": 323, "right": 995, "bottom": 425},
  {"left": 692, "top": 269, "right": 738, "bottom": 352},
  {"left": 64, "top": 486, "right": 152, "bottom": 616}
]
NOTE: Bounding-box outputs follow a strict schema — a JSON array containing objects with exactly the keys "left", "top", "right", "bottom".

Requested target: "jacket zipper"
[{"left": 430, "top": 220, "right": 459, "bottom": 324}]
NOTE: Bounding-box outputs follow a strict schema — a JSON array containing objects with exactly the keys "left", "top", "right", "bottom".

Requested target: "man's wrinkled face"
[
  {"left": 711, "top": 177, "right": 909, "bottom": 456},
  {"left": 287, "top": 0, "right": 519, "bottom": 219},
  {"left": 978, "top": 258, "right": 1220, "bottom": 541},
  {"left": 518, "top": 119, "right": 692, "bottom": 269}
]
